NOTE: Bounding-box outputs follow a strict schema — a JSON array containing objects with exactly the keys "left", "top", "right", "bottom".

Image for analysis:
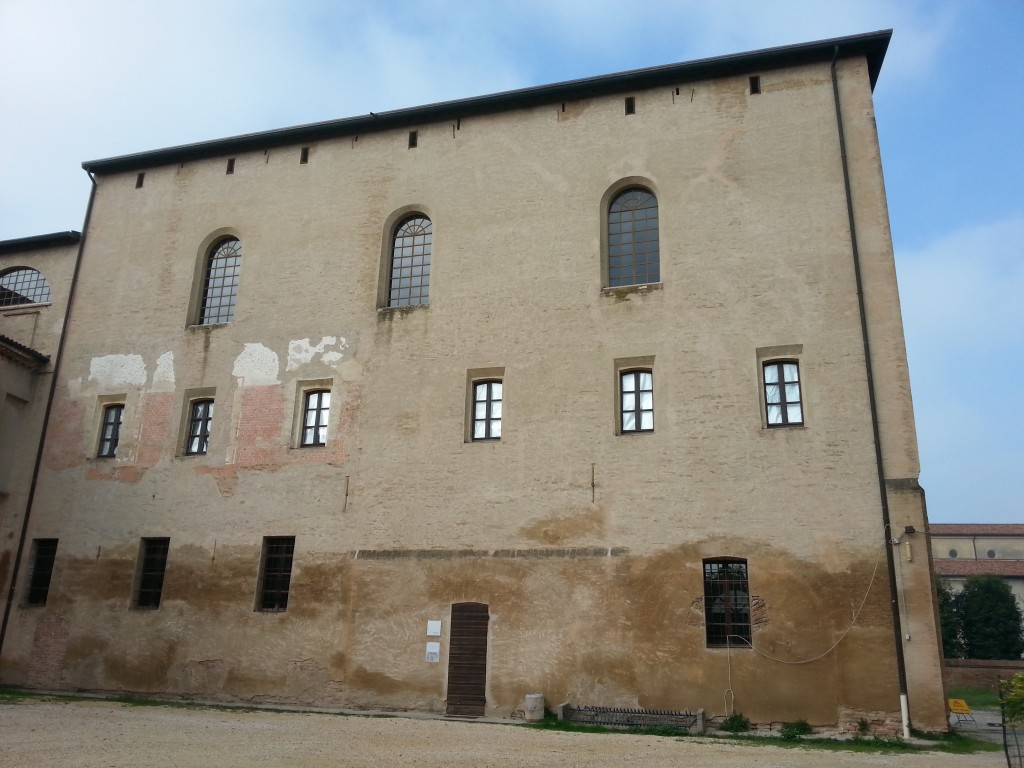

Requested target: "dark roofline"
[
  {"left": 0, "top": 231, "right": 81, "bottom": 255},
  {"left": 83, "top": 30, "right": 891, "bottom": 176}
]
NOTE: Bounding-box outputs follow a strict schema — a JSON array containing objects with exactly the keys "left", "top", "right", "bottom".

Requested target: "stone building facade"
[
  {"left": 931, "top": 524, "right": 1024, "bottom": 616},
  {"left": 0, "top": 31, "right": 948, "bottom": 730}
]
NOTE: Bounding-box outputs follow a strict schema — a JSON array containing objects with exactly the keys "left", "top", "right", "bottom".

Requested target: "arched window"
[
  {"left": 607, "top": 188, "right": 659, "bottom": 287},
  {"left": 388, "top": 216, "right": 431, "bottom": 307},
  {"left": 0, "top": 267, "right": 51, "bottom": 307},
  {"left": 198, "top": 238, "right": 242, "bottom": 325}
]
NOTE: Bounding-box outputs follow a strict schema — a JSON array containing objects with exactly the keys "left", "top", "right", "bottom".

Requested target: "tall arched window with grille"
[
  {"left": 198, "top": 238, "right": 242, "bottom": 325},
  {"left": 388, "top": 216, "right": 431, "bottom": 307},
  {"left": 607, "top": 188, "right": 659, "bottom": 287}
]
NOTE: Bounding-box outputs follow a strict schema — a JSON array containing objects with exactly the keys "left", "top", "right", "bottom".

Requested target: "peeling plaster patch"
[
  {"left": 232, "top": 343, "right": 280, "bottom": 387},
  {"left": 152, "top": 352, "right": 175, "bottom": 391},
  {"left": 89, "top": 354, "right": 146, "bottom": 388},
  {"left": 287, "top": 336, "right": 349, "bottom": 371}
]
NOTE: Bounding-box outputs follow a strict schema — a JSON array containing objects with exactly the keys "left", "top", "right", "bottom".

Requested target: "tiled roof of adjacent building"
[
  {"left": 81, "top": 30, "right": 891, "bottom": 175},
  {"left": 934, "top": 559, "right": 1024, "bottom": 577},
  {"left": 0, "top": 333, "right": 49, "bottom": 368},
  {"left": 930, "top": 524, "right": 1024, "bottom": 537}
]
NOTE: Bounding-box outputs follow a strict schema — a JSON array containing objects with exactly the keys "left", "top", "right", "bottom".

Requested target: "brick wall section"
[
  {"left": 233, "top": 385, "right": 284, "bottom": 466},
  {"left": 27, "top": 612, "right": 69, "bottom": 688},
  {"left": 945, "top": 659, "right": 1024, "bottom": 689},
  {"left": 136, "top": 392, "right": 175, "bottom": 466}
]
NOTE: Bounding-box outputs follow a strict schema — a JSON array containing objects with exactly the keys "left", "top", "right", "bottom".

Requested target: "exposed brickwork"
[
  {"left": 27, "top": 612, "right": 69, "bottom": 689},
  {"left": 136, "top": 392, "right": 175, "bottom": 466}
]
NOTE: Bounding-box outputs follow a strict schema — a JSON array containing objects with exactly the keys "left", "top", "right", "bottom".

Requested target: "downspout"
[
  {"left": 0, "top": 171, "right": 97, "bottom": 658},
  {"left": 830, "top": 47, "right": 911, "bottom": 739}
]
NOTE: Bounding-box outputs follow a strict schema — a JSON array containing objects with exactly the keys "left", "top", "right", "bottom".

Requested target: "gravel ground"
[{"left": 0, "top": 699, "right": 1005, "bottom": 768}]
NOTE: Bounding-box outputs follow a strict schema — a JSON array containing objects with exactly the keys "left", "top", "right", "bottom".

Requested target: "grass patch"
[
  {"left": 947, "top": 685, "right": 1000, "bottom": 710},
  {"left": 526, "top": 717, "right": 690, "bottom": 737},
  {"left": 922, "top": 730, "right": 1002, "bottom": 754}
]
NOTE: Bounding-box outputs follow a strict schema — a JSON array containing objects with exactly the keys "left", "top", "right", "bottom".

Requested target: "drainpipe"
[
  {"left": 0, "top": 171, "right": 97, "bottom": 658},
  {"left": 830, "top": 47, "right": 911, "bottom": 739}
]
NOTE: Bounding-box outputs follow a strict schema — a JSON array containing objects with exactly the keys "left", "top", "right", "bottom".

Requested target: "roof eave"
[
  {"left": 0, "top": 231, "right": 82, "bottom": 255},
  {"left": 82, "top": 30, "right": 891, "bottom": 176}
]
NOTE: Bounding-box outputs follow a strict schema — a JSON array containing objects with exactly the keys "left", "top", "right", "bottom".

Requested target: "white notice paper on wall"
[
  {"left": 425, "top": 642, "right": 440, "bottom": 663},
  {"left": 427, "top": 620, "right": 442, "bottom": 636}
]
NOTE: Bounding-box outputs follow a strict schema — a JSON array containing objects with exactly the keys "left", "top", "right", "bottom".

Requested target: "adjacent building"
[
  {"left": 931, "top": 524, "right": 1024, "bottom": 615},
  {"left": 0, "top": 31, "right": 948, "bottom": 731}
]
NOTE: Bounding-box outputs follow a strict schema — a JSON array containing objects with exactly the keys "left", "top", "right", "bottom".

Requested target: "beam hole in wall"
[
  {"left": 135, "top": 172, "right": 145, "bottom": 189},
  {"left": 624, "top": 96, "right": 636, "bottom": 115},
  {"left": 949, "top": 549, "right": 958, "bottom": 558},
  {"left": 226, "top": 158, "right": 235, "bottom": 174},
  {"left": 987, "top": 549, "right": 996, "bottom": 558}
]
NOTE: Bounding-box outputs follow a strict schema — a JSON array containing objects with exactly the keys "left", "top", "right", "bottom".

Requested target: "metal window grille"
[
  {"left": 26, "top": 539, "right": 58, "bottom": 606},
  {"left": 608, "top": 188, "right": 659, "bottom": 287},
  {"left": 258, "top": 537, "right": 295, "bottom": 612},
  {"left": 472, "top": 380, "right": 502, "bottom": 440},
  {"left": 763, "top": 361, "right": 803, "bottom": 426},
  {"left": 620, "top": 370, "right": 653, "bottom": 432},
  {"left": 136, "top": 538, "right": 169, "bottom": 609},
  {"left": 388, "top": 216, "right": 431, "bottom": 307},
  {"left": 301, "top": 390, "right": 330, "bottom": 446},
  {"left": 186, "top": 400, "right": 213, "bottom": 455},
  {"left": 199, "top": 238, "right": 242, "bottom": 325},
  {"left": 0, "top": 267, "right": 52, "bottom": 307},
  {"left": 703, "top": 559, "right": 751, "bottom": 647},
  {"left": 97, "top": 404, "right": 124, "bottom": 458}
]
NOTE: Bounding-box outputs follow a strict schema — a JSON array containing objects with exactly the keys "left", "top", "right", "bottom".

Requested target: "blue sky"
[{"left": 0, "top": 1, "right": 1020, "bottom": 524}]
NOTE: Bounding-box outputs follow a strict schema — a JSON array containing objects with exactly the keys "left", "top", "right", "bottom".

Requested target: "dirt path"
[{"left": 0, "top": 699, "right": 1004, "bottom": 768}]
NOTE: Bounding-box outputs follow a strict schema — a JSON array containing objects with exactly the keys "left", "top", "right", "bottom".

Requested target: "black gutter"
[
  {"left": 0, "top": 177, "right": 96, "bottom": 659},
  {"left": 83, "top": 30, "right": 890, "bottom": 176},
  {"left": 0, "top": 231, "right": 81, "bottom": 255},
  {"left": 830, "top": 47, "right": 910, "bottom": 731}
]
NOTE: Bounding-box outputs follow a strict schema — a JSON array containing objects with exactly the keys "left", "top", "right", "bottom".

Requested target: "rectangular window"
[
  {"left": 185, "top": 399, "right": 214, "bottom": 454},
  {"left": 226, "top": 157, "right": 235, "bottom": 174},
  {"left": 624, "top": 96, "right": 636, "bottom": 115},
  {"left": 97, "top": 403, "right": 124, "bottom": 458},
  {"left": 703, "top": 559, "right": 751, "bottom": 647},
  {"left": 299, "top": 146, "right": 309, "bottom": 164},
  {"left": 763, "top": 361, "right": 803, "bottom": 426},
  {"left": 620, "top": 369, "right": 653, "bottom": 432},
  {"left": 26, "top": 539, "right": 58, "bottom": 606},
  {"left": 135, "top": 538, "right": 169, "bottom": 609},
  {"left": 135, "top": 172, "right": 145, "bottom": 188},
  {"left": 749, "top": 75, "right": 761, "bottom": 95},
  {"left": 258, "top": 536, "right": 295, "bottom": 612},
  {"left": 472, "top": 380, "right": 502, "bottom": 440},
  {"left": 408, "top": 130, "right": 418, "bottom": 148},
  {"left": 300, "top": 390, "right": 330, "bottom": 446}
]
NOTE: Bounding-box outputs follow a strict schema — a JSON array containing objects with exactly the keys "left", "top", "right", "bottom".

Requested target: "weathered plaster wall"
[{"left": 0, "top": 57, "right": 945, "bottom": 729}]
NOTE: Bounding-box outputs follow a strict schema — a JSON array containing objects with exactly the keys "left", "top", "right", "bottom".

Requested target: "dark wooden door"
[{"left": 446, "top": 602, "right": 489, "bottom": 716}]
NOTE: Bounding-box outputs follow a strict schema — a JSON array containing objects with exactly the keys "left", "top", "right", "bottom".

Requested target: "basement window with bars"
[
  {"left": 135, "top": 538, "right": 169, "bottom": 609},
  {"left": 703, "top": 558, "right": 751, "bottom": 647},
  {"left": 257, "top": 536, "right": 295, "bottom": 612},
  {"left": 25, "top": 539, "right": 58, "bottom": 606}
]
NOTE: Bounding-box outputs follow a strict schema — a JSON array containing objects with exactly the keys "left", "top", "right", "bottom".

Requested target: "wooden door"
[{"left": 446, "top": 602, "right": 489, "bottom": 716}]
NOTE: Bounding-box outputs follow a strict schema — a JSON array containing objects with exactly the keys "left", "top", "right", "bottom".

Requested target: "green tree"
[
  {"left": 936, "top": 578, "right": 964, "bottom": 658},
  {"left": 1002, "top": 672, "right": 1024, "bottom": 726},
  {"left": 955, "top": 575, "right": 1024, "bottom": 660}
]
